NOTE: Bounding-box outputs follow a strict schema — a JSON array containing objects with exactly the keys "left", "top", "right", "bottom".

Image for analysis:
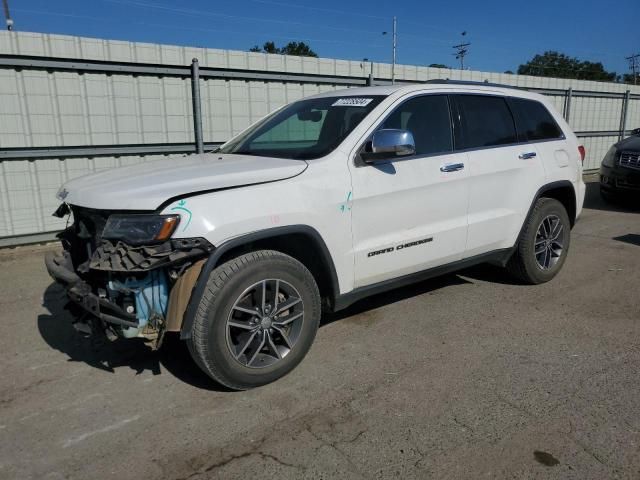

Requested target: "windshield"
[{"left": 217, "top": 95, "right": 385, "bottom": 160}]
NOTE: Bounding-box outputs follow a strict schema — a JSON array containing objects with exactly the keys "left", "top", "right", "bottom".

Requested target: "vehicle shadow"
[
  {"left": 583, "top": 181, "right": 640, "bottom": 213},
  {"left": 612, "top": 233, "right": 640, "bottom": 247},
  {"left": 323, "top": 273, "right": 474, "bottom": 324},
  {"left": 457, "top": 263, "right": 525, "bottom": 285},
  {"left": 38, "top": 264, "right": 517, "bottom": 390},
  {"left": 37, "top": 282, "right": 231, "bottom": 392}
]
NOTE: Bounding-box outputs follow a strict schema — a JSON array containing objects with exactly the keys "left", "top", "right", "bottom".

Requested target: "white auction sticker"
[{"left": 331, "top": 98, "right": 374, "bottom": 107}]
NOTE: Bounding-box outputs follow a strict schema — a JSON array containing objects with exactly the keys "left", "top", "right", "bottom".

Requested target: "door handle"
[
  {"left": 518, "top": 152, "right": 537, "bottom": 160},
  {"left": 440, "top": 163, "right": 465, "bottom": 173}
]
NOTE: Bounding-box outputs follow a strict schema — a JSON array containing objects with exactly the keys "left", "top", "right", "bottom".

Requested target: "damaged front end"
[{"left": 45, "top": 205, "right": 212, "bottom": 348}]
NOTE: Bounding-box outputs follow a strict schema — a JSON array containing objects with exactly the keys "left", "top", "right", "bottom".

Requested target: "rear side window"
[
  {"left": 509, "top": 98, "right": 564, "bottom": 141},
  {"left": 380, "top": 95, "right": 452, "bottom": 156},
  {"left": 455, "top": 95, "right": 517, "bottom": 149}
]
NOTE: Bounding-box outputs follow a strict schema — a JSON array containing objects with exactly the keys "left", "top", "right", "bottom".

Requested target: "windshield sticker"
[
  {"left": 332, "top": 98, "right": 374, "bottom": 107},
  {"left": 171, "top": 199, "right": 192, "bottom": 232}
]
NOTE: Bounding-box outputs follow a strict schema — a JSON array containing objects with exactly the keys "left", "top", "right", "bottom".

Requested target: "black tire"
[
  {"left": 187, "top": 250, "right": 321, "bottom": 390},
  {"left": 507, "top": 198, "right": 571, "bottom": 284}
]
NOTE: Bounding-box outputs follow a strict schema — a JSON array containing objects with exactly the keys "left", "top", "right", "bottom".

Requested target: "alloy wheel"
[
  {"left": 226, "top": 279, "right": 304, "bottom": 368},
  {"left": 534, "top": 214, "right": 564, "bottom": 270}
]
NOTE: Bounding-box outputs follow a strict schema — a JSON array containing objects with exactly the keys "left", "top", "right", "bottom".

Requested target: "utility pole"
[
  {"left": 382, "top": 17, "right": 398, "bottom": 84},
  {"left": 452, "top": 31, "right": 470, "bottom": 70},
  {"left": 2, "top": 0, "right": 13, "bottom": 31},
  {"left": 361, "top": 58, "right": 374, "bottom": 86},
  {"left": 626, "top": 54, "right": 639, "bottom": 85},
  {"left": 391, "top": 16, "right": 397, "bottom": 84}
]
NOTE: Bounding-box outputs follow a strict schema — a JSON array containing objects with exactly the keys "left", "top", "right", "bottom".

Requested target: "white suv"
[{"left": 46, "top": 81, "right": 586, "bottom": 389}]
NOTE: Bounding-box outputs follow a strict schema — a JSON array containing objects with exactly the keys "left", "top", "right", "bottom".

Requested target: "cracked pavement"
[{"left": 1, "top": 181, "right": 639, "bottom": 479}]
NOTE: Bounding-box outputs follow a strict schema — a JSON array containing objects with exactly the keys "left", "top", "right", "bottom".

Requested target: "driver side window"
[{"left": 381, "top": 95, "right": 453, "bottom": 156}]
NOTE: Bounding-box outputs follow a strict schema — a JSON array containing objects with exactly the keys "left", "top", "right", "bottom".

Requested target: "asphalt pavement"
[{"left": 1, "top": 181, "right": 639, "bottom": 479}]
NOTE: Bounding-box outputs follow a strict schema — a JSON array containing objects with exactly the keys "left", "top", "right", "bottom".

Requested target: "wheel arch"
[
  {"left": 537, "top": 181, "right": 577, "bottom": 227},
  {"left": 178, "top": 225, "right": 340, "bottom": 340},
  {"left": 515, "top": 180, "right": 577, "bottom": 247}
]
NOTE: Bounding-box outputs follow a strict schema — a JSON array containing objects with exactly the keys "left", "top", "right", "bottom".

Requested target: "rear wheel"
[
  {"left": 187, "top": 250, "right": 321, "bottom": 390},
  {"left": 507, "top": 198, "right": 571, "bottom": 284}
]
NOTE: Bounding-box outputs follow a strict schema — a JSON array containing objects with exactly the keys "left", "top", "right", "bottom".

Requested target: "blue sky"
[{"left": 7, "top": 0, "right": 639, "bottom": 75}]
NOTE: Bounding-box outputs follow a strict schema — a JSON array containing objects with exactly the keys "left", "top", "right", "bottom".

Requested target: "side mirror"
[
  {"left": 631, "top": 128, "right": 640, "bottom": 136},
  {"left": 363, "top": 129, "right": 415, "bottom": 163},
  {"left": 371, "top": 129, "right": 416, "bottom": 156}
]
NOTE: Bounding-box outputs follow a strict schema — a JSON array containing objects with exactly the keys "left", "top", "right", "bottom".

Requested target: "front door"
[{"left": 350, "top": 94, "right": 469, "bottom": 288}]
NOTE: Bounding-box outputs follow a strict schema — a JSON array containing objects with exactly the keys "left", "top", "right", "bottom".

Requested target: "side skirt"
[{"left": 333, "top": 248, "right": 514, "bottom": 311}]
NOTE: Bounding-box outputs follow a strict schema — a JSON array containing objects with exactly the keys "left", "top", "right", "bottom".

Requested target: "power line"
[
  {"left": 11, "top": 8, "right": 626, "bottom": 77},
  {"left": 102, "top": 0, "right": 385, "bottom": 37},
  {"left": 80, "top": 1, "right": 639, "bottom": 71},
  {"left": 11, "top": 2, "right": 631, "bottom": 77},
  {"left": 13, "top": 8, "right": 387, "bottom": 50},
  {"left": 247, "top": 0, "right": 387, "bottom": 20}
]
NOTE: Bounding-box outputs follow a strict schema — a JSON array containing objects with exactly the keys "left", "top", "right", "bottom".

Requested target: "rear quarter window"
[{"left": 509, "top": 98, "right": 564, "bottom": 142}]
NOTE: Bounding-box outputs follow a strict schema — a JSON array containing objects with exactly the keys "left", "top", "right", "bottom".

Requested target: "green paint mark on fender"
[
  {"left": 171, "top": 199, "right": 192, "bottom": 231},
  {"left": 339, "top": 191, "right": 352, "bottom": 213}
]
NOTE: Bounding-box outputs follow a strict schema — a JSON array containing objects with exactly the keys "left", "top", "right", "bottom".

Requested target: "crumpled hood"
[{"left": 58, "top": 153, "right": 308, "bottom": 210}]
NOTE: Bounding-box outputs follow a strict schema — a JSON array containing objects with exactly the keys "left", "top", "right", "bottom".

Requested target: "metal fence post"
[
  {"left": 619, "top": 90, "right": 630, "bottom": 141},
  {"left": 563, "top": 87, "right": 572, "bottom": 122},
  {"left": 191, "top": 58, "right": 204, "bottom": 154}
]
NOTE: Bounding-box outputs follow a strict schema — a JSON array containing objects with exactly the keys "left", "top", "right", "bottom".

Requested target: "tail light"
[{"left": 578, "top": 145, "right": 586, "bottom": 163}]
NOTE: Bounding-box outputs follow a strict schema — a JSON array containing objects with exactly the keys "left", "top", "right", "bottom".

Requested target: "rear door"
[
  {"left": 453, "top": 94, "right": 547, "bottom": 256},
  {"left": 508, "top": 96, "right": 569, "bottom": 178}
]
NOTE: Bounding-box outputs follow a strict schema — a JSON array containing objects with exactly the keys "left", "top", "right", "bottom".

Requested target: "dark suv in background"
[{"left": 600, "top": 128, "right": 640, "bottom": 200}]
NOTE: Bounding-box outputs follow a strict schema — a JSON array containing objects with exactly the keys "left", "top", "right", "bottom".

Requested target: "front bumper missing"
[
  {"left": 89, "top": 237, "right": 212, "bottom": 272},
  {"left": 45, "top": 250, "right": 139, "bottom": 329},
  {"left": 45, "top": 234, "right": 214, "bottom": 335}
]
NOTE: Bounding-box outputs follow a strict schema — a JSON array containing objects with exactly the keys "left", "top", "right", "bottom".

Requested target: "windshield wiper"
[{"left": 226, "top": 150, "right": 260, "bottom": 156}]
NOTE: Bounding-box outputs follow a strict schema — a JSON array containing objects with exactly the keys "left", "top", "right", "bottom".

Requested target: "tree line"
[
  {"left": 516, "top": 51, "right": 636, "bottom": 84},
  {"left": 248, "top": 42, "right": 638, "bottom": 85}
]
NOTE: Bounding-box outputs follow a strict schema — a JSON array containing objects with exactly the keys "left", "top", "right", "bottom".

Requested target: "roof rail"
[{"left": 425, "top": 79, "right": 520, "bottom": 89}]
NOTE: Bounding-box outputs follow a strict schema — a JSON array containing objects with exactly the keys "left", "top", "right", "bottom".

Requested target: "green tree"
[
  {"left": 517, "top": 51, "right": 617, "bottom": 82},
  {"left": 249, "top": 41, "right": 318, "bottom": 57},
  {"left": 622, "top": 72, "right": 639, "bottom": 85},
  {"left": 262, "top": 41, "right": 280, "bottom": 54},
  {"left": 428, "top": 63, "right": 449, "bottom": 69}
]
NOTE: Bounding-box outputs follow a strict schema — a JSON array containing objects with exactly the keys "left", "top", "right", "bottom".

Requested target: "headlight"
[
  {"left": 102, "top": 214, "right": 180, "bottom": 245},
  {"left": 601, "top": 146, "right": 617, "bottom": 168}
]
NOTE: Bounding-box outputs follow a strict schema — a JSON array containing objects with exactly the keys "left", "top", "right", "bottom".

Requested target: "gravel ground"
[{"left": 0, "top": 181, "right": 639, "bottom": 479}]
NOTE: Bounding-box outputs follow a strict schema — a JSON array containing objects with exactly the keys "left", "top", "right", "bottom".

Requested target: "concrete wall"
[{"left": 1, "top": 31, "right": 639, "bottom": 243}]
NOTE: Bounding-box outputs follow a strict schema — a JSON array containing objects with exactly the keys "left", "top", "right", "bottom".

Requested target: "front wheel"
[
  {"left": 507, "top": 198, "right": 571, "bottom": 284},
  {"left": 187, "top": 250, "right": 321, "bottom": 390}
]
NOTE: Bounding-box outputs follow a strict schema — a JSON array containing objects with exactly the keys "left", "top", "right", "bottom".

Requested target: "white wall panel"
[
  {"left": 1, "top": 30, "right": 639, "bottom": 242},
  {"left": 0, "top": 154, "right": 173, "bottom": 237}
]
